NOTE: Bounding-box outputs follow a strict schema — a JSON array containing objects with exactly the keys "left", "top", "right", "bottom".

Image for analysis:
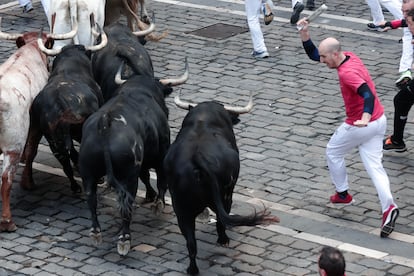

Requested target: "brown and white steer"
[
  {"left": 0, "top": 21, "right": 55, "bottom": 232},
  {"left": 105, "top": 0, "right": 149, "bottom": 29},
  {"left": 105, "top": 0, "right": 167, "bottom": 42}
]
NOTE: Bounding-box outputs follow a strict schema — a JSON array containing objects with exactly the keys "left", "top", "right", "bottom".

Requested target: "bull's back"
[
  {"left": 79, "top": 108, "right": 145, "bottom": 180},
  {"left": 166, "top": 133, "right": 239, "bottom": 200},
  {"left": 0, "top": 46, "right": 48, "bottom": 99},
  {"left": 0, "top": 46, "right": 48, "bottom": 149}
]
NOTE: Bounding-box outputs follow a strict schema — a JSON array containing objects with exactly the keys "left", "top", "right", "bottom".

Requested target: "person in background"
[
  {"left": 245, "top": 0, "right": 274, "bottom": 59},
  {"left": 383, "top": 7, "right": 414, "bottom": 152},
  {"left": 318, "top": 246, "right": 346, "bottom": 276},
  {"left": 19, "top": 0, "right": 33, "bottom": 13},
  {"left": 305, "top": 0, "right": 315, "bottom": 10},
  {"left": 365, "top": 0, "right": 413, "bottom": 87},
  {"left": 18, "top": 0, "right": 49, "bottom": 16},
  {"left": 296, "top": 18, "right": 399, "bottom": 238},
  {"left": 290, "top": 0, "right": 316, "bottom": 24},
  {"left": 291, "top": 0, "right": 305, "bottom": 24}
]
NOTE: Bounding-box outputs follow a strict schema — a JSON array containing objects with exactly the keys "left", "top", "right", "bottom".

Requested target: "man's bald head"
[
  {"left": 319, "top": 37, "right": 341, "bottom": 54},
  {"left": 318, "top": 37, "right": 345, "bottom": 69}
]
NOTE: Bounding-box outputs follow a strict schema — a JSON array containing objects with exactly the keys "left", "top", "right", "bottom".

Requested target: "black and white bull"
[
  {"left": 79, "top": 60, "right": 188, "bottom": 256},
  {"left": 20, "top": 42, "right": 106, "bottom": 194},
  {"left": 92, "top": 22, "right": 154, "bottom": 101},
  {"left": 163, "top": 93, "right": 280, "bottom": 275}
]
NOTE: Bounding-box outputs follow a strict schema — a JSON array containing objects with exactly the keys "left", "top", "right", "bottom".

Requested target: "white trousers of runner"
[
  {"left": 365, "top": 0, "right": 412, "bottom": 73},
  {"left": 18, "top": 0, "right": 49, "bottom": 16},
  {"left": 245, "top": 0, "right": 267, "bottom": 54},
  {"left": 326, "top": 114, "right": 395, "bottom": 213}
]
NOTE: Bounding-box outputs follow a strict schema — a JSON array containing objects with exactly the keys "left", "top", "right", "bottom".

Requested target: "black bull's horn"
[
  {"left": 174, "top": 91, "right": 254, "bottom": 114},
  {"left": 115, "top": 57, "right": 189, "bottom": 86}
]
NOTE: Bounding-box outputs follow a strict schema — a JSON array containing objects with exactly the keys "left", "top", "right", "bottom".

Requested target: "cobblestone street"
[{"left": 1, "top": 0, "right": 414, "bottom": 275}]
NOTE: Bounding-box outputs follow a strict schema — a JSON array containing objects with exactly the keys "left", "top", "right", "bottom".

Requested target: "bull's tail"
[
  {"left": 193, "top": 154, "right": 279, "bottom": 227},
  {"left": 98, "top": 113, "right": 134, "bottom": 219}
]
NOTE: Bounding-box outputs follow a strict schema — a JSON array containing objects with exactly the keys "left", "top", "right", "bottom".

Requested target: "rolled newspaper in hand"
[{"left": 297, "top": 4, "right": 328, "bottom": 30}]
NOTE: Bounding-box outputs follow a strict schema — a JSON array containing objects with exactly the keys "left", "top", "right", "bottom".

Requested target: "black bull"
[
  {"left": 90, "top": 21, "right": 188, "bottom": 203},
  {"left": 92, "top": 22, "right": 153, "bottom": 102},
  {"left": 79, "top": 61, "right": 188, "bottom": 256},
  {"left": 163, "top": 96, "right": 280, "bottom": 275},
  {"left": 21, "top": 45, "right": 104, "bottom": 193}
]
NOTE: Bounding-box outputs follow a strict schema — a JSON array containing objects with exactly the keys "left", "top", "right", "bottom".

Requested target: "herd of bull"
[{"left": 0, "top": 1, "right": 280, "bottom": 274}]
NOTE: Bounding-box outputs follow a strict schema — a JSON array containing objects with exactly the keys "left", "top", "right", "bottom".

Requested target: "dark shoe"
[
  {"left": 383, "top": 136, "right": 407, "bottom": 152},
  {"left": 367, "top": 22, "right": 389, "bottom": 32},
  {"left": 381, "top": 204, "right": 399, "bottom": 238},
  {"left": 290, "top": 2, "right": 305, "bottom": 24},
  {"left": 22, "top": 2, "right": 33, "bottom": 13},
  {"left": 306, "top": 0, "right": 315, "bottom": 10},
  {"left": 330, "top": 192, "right": 354, "bottom": 205},
  {"left": 252, "top": 50, "right": 269, "bottom": 59}
]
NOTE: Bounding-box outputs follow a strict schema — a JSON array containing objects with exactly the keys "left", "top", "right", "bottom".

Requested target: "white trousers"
[
  {"left": 401, "top": 27, "right": 414, "bottom": 73},
  {"left": 19, "top": 0, "right": 49, "bottom": 15},
  {"left": 366, "top": 0, "right": 402, "bottom": 24},
  {"left": 326, "top": 115, "right": 395, "bottom": 213},
  {"left": 18, "top": 0, "right": 31, "bottom": 6},
  {"left": 41, "top": 0, "right": 49, "bottom": 15},
  {"left": 245, "top": 0, "right": 267, "bottom": 53},
  {"left": 365, "top": 0, "right": 412, "bottom": 73}
]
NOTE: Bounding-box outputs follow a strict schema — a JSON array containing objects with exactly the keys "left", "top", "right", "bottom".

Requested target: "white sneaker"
[
  {"left": 395, "top": 70, "right": 412, "bottom": 86},
  {"left": 23, "top": 2, "right": 33, "bottom": 13}
]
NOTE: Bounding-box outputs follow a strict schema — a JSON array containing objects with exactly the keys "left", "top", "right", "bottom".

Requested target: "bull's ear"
[
  {"left": 16, "top": 36, "right": 26, "bottom": 48},
  {"left": 44, "top": 37, "right": 54, "bottom": 49},
  {"left": 163, "top": 86, "right": 173, "bottom": 96},
  {"left": 138, "top": 36, "right": 147, "bottom": 45},
  {"left": 85, "top": 50, "right": 92, "bottom": 59},
  {"left": 228, "top": 112, "right": 241, "bottom": 125}
]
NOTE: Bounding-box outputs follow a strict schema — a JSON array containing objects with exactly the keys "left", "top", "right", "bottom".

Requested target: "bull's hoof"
[
  {"left": 217, "top": 235, "right": 230, "bottom": 246},
  {"left": 187, "top": 263, "right": 199, "bottom": 275},
  {"left": 0, "top": 219, "right": 17, "bottom": 232},
  {"left": 117, "top": 234, "right": 131, "bottom": 256},
  {"left": 89, "top": 228, "right": 102, "bottom": 245},
  {"left": 150, "top": 200, "right": 165, "bottom": 216},
  {"left": 144, "top": 190, "right": 157, "bottom": 203},
  {"left": 20, "top": 180, "right": 35, "bottom": 191},
  {"left": 71, "top": 183, "right": 82, "bottom": 194},
  {"left": 96, "top": 177, "right": 105, "bottom": 185}
]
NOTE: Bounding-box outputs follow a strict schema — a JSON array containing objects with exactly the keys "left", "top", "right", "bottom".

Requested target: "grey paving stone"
[{"left": 78, "top": 264, "right": 109, "bottom": 275}]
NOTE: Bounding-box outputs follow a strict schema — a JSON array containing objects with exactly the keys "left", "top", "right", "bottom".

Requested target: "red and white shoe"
[
  {"left": 329, "top": 192, "right": 354, "bottom": 205},
  {"left": 381, "top": 204, "right": 399, "bottom": 238}
]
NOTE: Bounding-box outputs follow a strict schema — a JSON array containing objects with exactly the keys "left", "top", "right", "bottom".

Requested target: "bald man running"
[{"left": 297, "top": 19, "right": 399, "bottom": 238}]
